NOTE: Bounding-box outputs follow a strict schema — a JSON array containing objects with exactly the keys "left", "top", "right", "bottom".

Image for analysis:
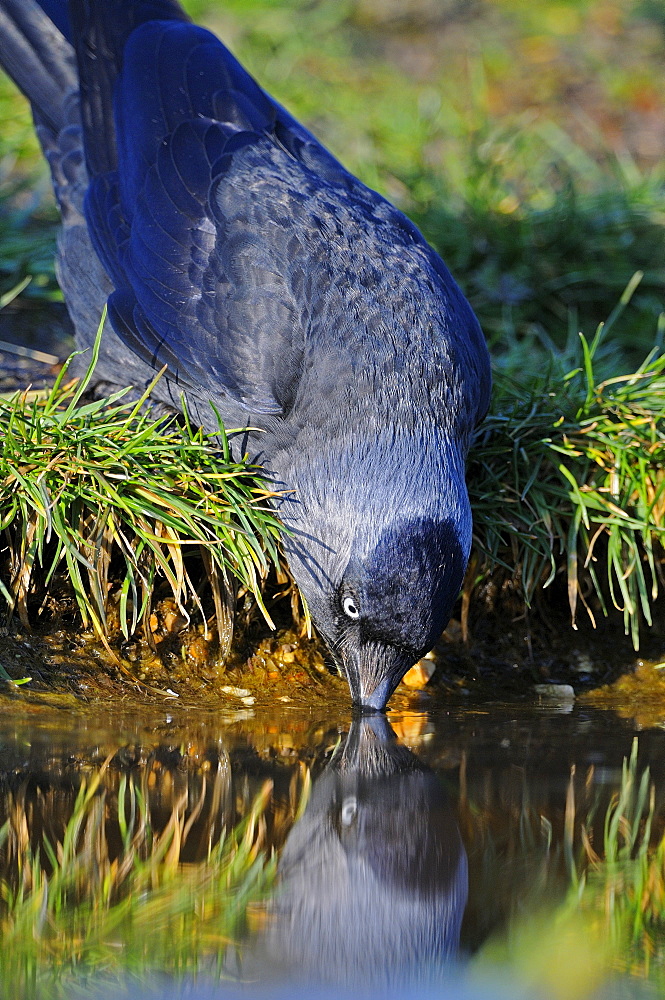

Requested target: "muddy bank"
[{"left": 0, "top": 588, "right": 662, "bottom": 717}]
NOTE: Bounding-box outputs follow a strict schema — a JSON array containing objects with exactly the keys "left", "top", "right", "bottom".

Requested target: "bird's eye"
[
  {"left": 342, "top": 595, "right": 360, "bottom": 620},
  {"left": 340, "top": 796, "right": 357, "bottom": 826}
]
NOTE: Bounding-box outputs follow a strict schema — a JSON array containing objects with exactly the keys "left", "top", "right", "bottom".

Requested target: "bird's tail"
[
  {"left": 0, "top": 1, "right": 190, "bottom": 173},
  {"left": 0, "top": 0, "right": 76, "bottom": 137},
  {"left": 67, "top": 0, "right": 190, "bottom": 177}
]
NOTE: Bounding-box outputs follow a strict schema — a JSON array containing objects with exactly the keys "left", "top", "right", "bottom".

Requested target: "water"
[{"left": 1, "top": 691, "right": 663, "bottom": 998}]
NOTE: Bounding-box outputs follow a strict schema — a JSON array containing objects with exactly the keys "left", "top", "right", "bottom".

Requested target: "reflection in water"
[
  {"left": 264, "top": 714, "right": 467, "bottom": 987},
  {"left": 1, "top": 702, "right": 663, "bottom": 997}
]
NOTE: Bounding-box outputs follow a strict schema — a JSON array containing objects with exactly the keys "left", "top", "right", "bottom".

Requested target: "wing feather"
[
  {"left": 84, "top": 17, "right": 472, "bottom": 419},
  {"left": 81, "top": 19, "right": 340, "bottom": 414}
]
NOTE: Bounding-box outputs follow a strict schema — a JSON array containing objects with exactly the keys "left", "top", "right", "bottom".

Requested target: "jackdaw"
[{"left": 0, "top": 0, "right": 491, "bottom": 709}]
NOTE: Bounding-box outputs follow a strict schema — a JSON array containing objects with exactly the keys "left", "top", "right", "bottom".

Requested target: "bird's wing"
[{"left": 82, "top": 18, "right": 360, "bottom": 415}]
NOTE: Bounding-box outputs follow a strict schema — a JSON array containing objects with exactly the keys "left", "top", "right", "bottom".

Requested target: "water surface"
[{"left": 1, "top": 692, "right": 663, "bottom": 998}]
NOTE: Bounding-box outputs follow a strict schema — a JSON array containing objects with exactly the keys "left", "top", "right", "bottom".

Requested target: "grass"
[
  {"left": 467, "top": 277, "right": 665, "bottom": 648},
  {"left": 0, "top": 761, "right": 276, "bottom": 998},
  {"left": 418, "top": 161, "right": 665, "bottom": 373},
  {"left": 0, "top": 88, "right": 59, "bottom": 306},
  {"left": 0, "top": 314, "right": 284, "bottom": 655}
]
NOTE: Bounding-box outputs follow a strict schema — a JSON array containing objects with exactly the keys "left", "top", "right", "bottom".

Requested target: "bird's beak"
[
  {"left": 360, "top": 675, "right": 398, "bottom": 712},
  {"left": 340, "top": 642, "right": 413, "bottom": 712}
]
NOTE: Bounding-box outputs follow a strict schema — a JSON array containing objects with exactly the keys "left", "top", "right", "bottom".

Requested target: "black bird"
[{"left": 0, "top": 0, "right": 491, "bottom": 710}]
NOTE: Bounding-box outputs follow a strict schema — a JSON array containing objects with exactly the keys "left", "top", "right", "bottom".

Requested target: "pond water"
[{"left": 1, "top": 692, "right": 663, "bottom": 999}]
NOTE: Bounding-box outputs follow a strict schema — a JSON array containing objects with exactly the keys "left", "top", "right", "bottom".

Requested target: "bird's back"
[{"left": 59, "top": 2, "right": 491, "bottom": 442}]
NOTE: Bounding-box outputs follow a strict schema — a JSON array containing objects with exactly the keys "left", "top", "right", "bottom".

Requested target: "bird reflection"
[{"left": 264, "top": 714, "right": 467, "bottom": 988}]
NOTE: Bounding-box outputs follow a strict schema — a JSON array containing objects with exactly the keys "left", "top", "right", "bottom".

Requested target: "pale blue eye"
[{"left": 343, "top": 596, "right": 360, "bottom": 619}]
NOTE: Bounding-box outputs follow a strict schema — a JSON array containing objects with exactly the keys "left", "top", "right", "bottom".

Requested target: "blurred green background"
[{"left": 1, "top": 0, "right": 664, "bottom": 372}]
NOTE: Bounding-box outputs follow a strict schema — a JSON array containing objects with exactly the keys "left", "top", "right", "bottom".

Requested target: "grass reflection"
[
  {"left": 0, "top": 758, "right": 276, "bottom": 997},
  {"left": 476, "top": 739, "right": 665, "bottom": 997}
]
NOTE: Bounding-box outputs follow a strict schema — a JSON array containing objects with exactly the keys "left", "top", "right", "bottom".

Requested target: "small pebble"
[
  {"left": 187, "top": 637, "right": 209, "bottom": 663},
  {"left": 163, "top": 610, "right": 186, "bottom": 633},
  {"left": 402, "top": 659, "right": 436, "bottom": 689},
  {"left": 534, "top": 683, "right": 575, "bottom": 701},
  {"left": 572, "top": 653, "right": 594, "bottom": 674},
  {"left": 221, "top": 685, "right": 251, "bottom": 698}
]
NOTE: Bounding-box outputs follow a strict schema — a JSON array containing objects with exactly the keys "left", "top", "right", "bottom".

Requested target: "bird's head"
[{"left": 278, "top": 431, "right": 471, "bottom": 711}]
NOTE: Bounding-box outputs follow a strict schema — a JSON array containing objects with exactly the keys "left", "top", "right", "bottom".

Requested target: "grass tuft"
[
  {"left": 0, "top": 316, "right": 284, "bottom": 653},
  {"left": 468, "top": 280, "right": 665, "bottom": 646}
]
